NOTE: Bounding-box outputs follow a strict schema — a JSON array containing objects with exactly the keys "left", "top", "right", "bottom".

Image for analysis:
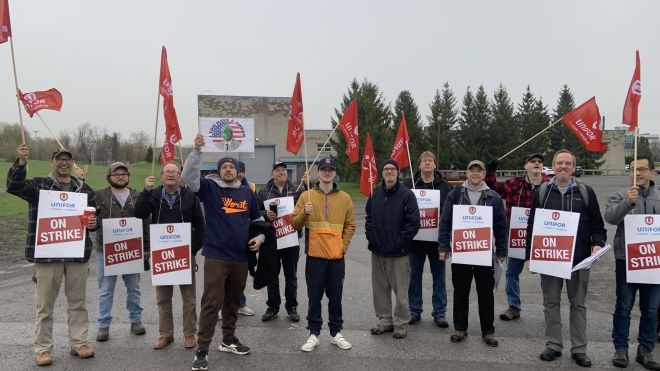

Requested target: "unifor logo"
[
  {"left": 419, "top": 190, "right": 426, "bottom": 197},
  {"left": 552, "top": 212, "right": 560, "bottom": 220},
  {"left": 646, "top": 216, "right": 654, "bottom": 225},
  {"left": 525, "top": 209, "right": 531, "bottom": 216},
  {"left": 59, "top": 193, "right": 68, "bottom": 201},
  {"left": 469, "top": 206, "right": 476, "bottom": 214},
  {"left": 119, "top": 219, "right": 126, "bottom": 227},
  {"left": 167, "top": 225, "right": 174, "bottom": 233}
]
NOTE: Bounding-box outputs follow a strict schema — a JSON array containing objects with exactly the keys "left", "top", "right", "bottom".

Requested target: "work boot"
[
  {"left": 36, "top": 351, "right": 53, "bottom": 367},
  {"left": 612, "top": 348, "right": 629, "bottom": 368},
  {"left": 261, "top": 307, "right": 278, "bottom": 322},
  {"left": 499, "top": 306, "right": 520, "bottom": 321},
  {"left": 370, "top": 323, "right": 394, "bottom": 335},
  {"left": 450, "top": 330, "right": 467, "bottom": 343},
  {"left": 130, "top": 322, "right": 146, "bottom": 335},
  {"left": 287, "top": 307, "right": 300, "bottom": 322},
  {"left": 69, "top": 344, "right": 95, "bottom": 359},
  {"left": 482, "top": 333, "right": 499, "bottom": 347},
  {"left": 96, "top": 327, "right": 109, "bottom": 342},
  {"left": 434, "top": 315, "right": 449, "bottom": 328},
  {"left": 636, "top": 348, "right": 660, "bottom": 370},
  {"left": 393, "top": 326, "right": 407, "bottom": 339}
]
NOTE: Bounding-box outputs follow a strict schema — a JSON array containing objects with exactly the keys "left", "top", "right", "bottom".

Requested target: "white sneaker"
[
  {"left": 330, "top": 332, "right": 352, "bottom": 350},
  {"left": 301, "top": 334, "right": 320, "bottom": 352},
  {"left": 218, "top": 309, "right": 222, "bottom": 319},
  {"left": 238, "top": 306, "right": 255, "bottom": 316}
]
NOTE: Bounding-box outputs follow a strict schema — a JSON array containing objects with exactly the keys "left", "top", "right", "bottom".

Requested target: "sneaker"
[
  {"left": 261, "top": 307, "right": 278, "bottom": 322},
  {"left": 330, "top": 333, "right": 352, "bottom": 350},
  {"left": 393, "top": 326, "right": 407, "bottom": 339},
  {"left": 499, "top": 307, "right": 521, "bottom": 321},
  {"left": 482, "top": 333, "right": 499, "bottom": 347},
  {"left": 191, "top": 349, "right": 208, "bottom": 371},
  {"left": 301, "top": 334, "right": 320, "bottom": 352},
  {"left": 287, "top": 307, "right": 300, "bottom": 322},
  {"left": 612, "top": 348, "right": 629, "bottom": 368},
  {"left": 130, "top": 322, "right": 146, "bottom": 335},
  {"left": 238, "top": 306, "right": 255, "bottom": 316},
  {"left": 219, "top": 338, "right": 251, "bottom": 355},
  {"left": 409, "top": 313, "right": 421, "bottom": 325},
  {"left": 36, "top": 351, "right": 53, "bottom": 367},
  {"left": 434, "top": 315, "right": 449, "bottom": 328},
  {"left": 69, "top": 344, "right": 95, "bottom": 359},
  {"left": 636, "top": 348, "right": 660, "bottom": 370},
  {"left": 370, "top": 323, "right": 394, "bottom": 335},
  {"left": 96, "top": 327, "right": 109, "bottom": 342},
  {"left": 450, "top": 330, "right": 467, "bottom": 343}
]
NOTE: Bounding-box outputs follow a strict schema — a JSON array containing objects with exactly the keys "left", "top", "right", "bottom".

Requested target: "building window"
[{"left": 317, "top": 143, "right": 332, "bottom": 152}]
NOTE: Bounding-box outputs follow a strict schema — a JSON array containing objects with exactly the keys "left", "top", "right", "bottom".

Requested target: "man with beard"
[{"left": 94, "top": 162, "right": 150, "bottom": 342}]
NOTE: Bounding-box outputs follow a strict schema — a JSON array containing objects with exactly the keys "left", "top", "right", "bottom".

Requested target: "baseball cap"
[
  {"left": 107, "top": 162, "right": 129, "bottom": 175},
  {"left": 467, "top": 160, "right": 485, "bottom": 170},
  {"left": 524, "top": 153, "right": 544, "bottom": 164},
  {"left": 317, "top": 157, "right": 336, "bottom": 171},
  {"left": 52, "top": 149, "right": 73, "bottom": 160},
  {"left": 272, "top": 161, "right": 287, "bottom": 170}
]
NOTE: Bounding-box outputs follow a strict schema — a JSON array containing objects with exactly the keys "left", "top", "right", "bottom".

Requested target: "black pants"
[
  {"left": 306, "top": 256, "right": 344, "bottom": 336},
  {"left": 451, "top": 263, "right": 495, "bottom": 335},
  {"left": 266, "top": 246, "right": 300, "bottom": 311}
]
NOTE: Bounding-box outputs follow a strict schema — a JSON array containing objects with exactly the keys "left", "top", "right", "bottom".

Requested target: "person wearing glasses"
[
  {"left": 134, "top": 162, "right": 205, "bottom": 351},
  {"left": 93, "top": 162, "right": 151, "bottom": 342},
  {"left": 7, "top": 145, "right": 98, "bottom": 367}
]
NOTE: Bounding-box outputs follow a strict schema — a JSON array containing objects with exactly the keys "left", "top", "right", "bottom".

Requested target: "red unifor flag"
[
  {"left": 360, "top": 133, "right": 378, "bottom": 197},
  {"left": 286, "top": 73, "right": 304, "bottom": 155},
  {"left": 622, "top": 50, "right": 641, "bottom": 132},
  {"left": 391, "top": 113, "right": 410, "bottom": 168},
  {"left": 562, "top": 97, "right": 608, "bottom": 153},
  {"left": 0, "top": 0, "right": 11, "bottom": 44},
  {"left": 159, "top": 46, "right": 181, "bottom": 164},
  {"left": 18, "top": 88, "right": 63, "bottom": 117},
  {"left": 338, "top": 99, "right": 359, "bottom": 163}
]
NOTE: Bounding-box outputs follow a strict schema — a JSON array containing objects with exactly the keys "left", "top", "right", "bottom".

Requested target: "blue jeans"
[
  {"left": 505, "top": 258, "right": 525, "bottom": 311},
  {"left": 612, "top": 259, "right": 660, "bottom": 352},
  {"left": 96, "top": 252, "right": 143, "bottom": 328},
  {"left": 408, "top": 248, "right": 446, "bottom": 317}
]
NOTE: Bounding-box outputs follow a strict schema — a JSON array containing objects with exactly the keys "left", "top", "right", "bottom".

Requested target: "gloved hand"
[
  {"left": 144, "top": 254, "right": 151, "bottom": 271},
  {"left": 486, "top": 159, "right": 499, "bottom": 173}
]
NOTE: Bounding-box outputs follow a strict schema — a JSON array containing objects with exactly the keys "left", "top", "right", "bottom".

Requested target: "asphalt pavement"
[{"left": 0, "top": 175, "right": 657, "bottom": 370}]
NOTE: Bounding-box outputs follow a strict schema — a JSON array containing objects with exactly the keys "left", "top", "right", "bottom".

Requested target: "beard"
[{"left": 109, "top": 179, "right": 129, "bottom": 189}]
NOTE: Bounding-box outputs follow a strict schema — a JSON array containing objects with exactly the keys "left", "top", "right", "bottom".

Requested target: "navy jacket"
[{"left": 365, "top": 181, "right": 420, "bottom": 257}]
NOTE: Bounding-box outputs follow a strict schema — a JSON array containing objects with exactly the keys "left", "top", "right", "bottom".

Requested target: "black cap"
[
  {"left": 272, "top": 161, "right": 287, "bottom": 170},
  {"left": 524, "top": 153, "right": 544, "bottom": 164},
  {"left": 52, "top": 149, "right": 73, "bottom": 160},
  {"left": 237, "top": 161, "right": 246, "bottom": 173},
  {"left": 317, "top": 157, "right": 336, "bottom": 170}
]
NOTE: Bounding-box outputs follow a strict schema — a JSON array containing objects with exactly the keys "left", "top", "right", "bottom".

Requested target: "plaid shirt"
[
  {"left": 6, "top": 160, "right": 98, "bottom": 263},
  {"left": 485, "top": 171, "right": 548, "bottom": 221}
]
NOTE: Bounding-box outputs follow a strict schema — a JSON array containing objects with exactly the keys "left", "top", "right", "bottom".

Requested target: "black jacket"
[
  {"left": 403, "top": 170, "right": 453, "bottom": 253},
  {"left": 134, "top": 186, "right": 205, "bottom": 256},
  {"left": 366, "top": 181, "right": 420, "bottom": 257},
  {"left": 248, "top": 221, "right": 279, "bottom": 290},
  {"left": 525, "top": 180, "right": 606, "bottom": 266},
  {"left": 257, "top": 178, "right": 304, "bottom": 239}
]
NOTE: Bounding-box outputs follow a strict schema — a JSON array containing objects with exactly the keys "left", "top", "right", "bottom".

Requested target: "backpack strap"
[{"left": 538, "top": 180, "right": 589, "bottom": 207}]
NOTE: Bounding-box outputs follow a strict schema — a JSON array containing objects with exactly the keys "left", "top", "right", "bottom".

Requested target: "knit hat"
[
  {"left": 381, "top": 159, "right": 400, "bottom": 173},
  {"left": 217, "top": 156, "right": 239, "bottom": 170}
]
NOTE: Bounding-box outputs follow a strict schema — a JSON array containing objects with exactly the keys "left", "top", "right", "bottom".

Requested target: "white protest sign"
[
  {"left": 529, "top": 209, "right": 580, "bottom": 279},
  {"left": 451, "top": 205, "right": 493, "bottom": 267},
  {"left": 150, "top": 223, "right": 192, "bottom": 286},
  {"left": 199, "top": 117, "right": 255, "bottom": 153},
  {"left": 412, "top": 189, "right": 440, "bottom": 242},
  {"left": 102, "top": 217, "right": 144, "bottom": 276},
  {"left": 624, "top": 214, "right": 660, "bottom": 284},
  {"left": 35, "top": 190, "right": 88, "bottom": 258},
  {"left": 508, "top": 207, "right": 530, "bottom": 260},
  {"left": 264, "top": 197, "right": 298, "bottom": 250}
]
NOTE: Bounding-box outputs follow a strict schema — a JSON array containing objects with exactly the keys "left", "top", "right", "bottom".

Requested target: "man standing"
[
  {"left": 258, "top": 161, "right": 302, "bottom": 323},
  {"left": 134, "top": 162, "right": 204, "bottom": 350},
  {"left": 485, "top": 153, "right": 548, "bottom": 321},
  {"left": 605, "top": 155, "right": 660, "bottom": 370},
  {"left": 438, "top": 160, "right": 507, "bottom": 347},
  {"left": 292, "top": 157, "right": 356, "bottom": 352},
  {"left": 525, "top": 149, "right": 607, "bottom": 367},
  {"left": 182, "top": 134, "right": 264, "bottom": 371},
  {"left": 367, "top": 159, "right": 420, "bottom": 339},
  {"left": 94, "top": 162, "right": 150, "bottom": 342},
  {"left": 7, "top": 145, "right": 97, "bottom": 366},
  {"left": 404, "top": 151, "right": 452, "bottom": 327}
]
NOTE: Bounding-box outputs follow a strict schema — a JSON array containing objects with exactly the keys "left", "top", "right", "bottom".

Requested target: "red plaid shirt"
[{"left": 485, "top": 172, "right": 548, "bottom": 221}]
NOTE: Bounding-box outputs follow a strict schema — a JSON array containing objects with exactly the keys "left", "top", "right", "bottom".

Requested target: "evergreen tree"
[
  {"left": 145, "top": 146, "right": 153, "bottom": 162},
  {"left": 330, "top": 78, "right": 392, "bottom": 181},
  {"left": 488, "top": 84, "right": 516, "bottom": 168},
  {"left": 427, "top": 82, "right": 459, "bottom": 169},
  {"left": 455, "top": 86, "right": 477, "bottom": 166},
  {"left": 512, "top": 86, "right": 550, "bottom": 167},
  {"left": 393, "top": 90, "right": 425, "bottom": 172},
  {"left": 637, "top": 136, "right": 654, "bottom": 160}
]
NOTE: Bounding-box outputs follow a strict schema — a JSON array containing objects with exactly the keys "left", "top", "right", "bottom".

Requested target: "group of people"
[{"left": 6, "top": 140, "right": 659, "bottom": 370}]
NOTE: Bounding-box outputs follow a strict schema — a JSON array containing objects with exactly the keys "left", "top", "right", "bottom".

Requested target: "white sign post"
[
  {"left": 412, "top": 189, "right": 440, "bottom": 242},
  {"left": 529, "top": 209, "right": 580, "bottom": 279},
  {"left": 624, "top": 214, "right": 660, "bottom": 284},
  {"left": 508, "top": 207, "right": 530, "bottom": 260},
  {"left": 102, "top": 217, "right": 144, "bottom": 276},
  {"left": 150, "top": 223, "right": 192, "bottom": 286},
  {"left": 451, "top": 205, "right": 493, "bottom": 267},
  {"left": 199, "top": 117, "right": 255, "bottom": 153},
  {"left": 264, "top": 197, "right": 298, "bottom": 250},
  {"left": 35, "top": 190, "right": 88, "bottom": 258}
]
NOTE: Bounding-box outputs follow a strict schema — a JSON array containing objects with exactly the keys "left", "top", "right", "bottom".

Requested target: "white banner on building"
[
  {"left": 529, "top": 209, "right": 580, "bottom": 279},
  {"left": 199, "top": 117, "right": 255, "bottom": 153},
  {"left": 264, "top": 197, "right": 298, "bottom": 250},
  {"left": 150, "top": 223, "right": 192, "bottom": 286},
  {"left": 508, "top": 207, "right": 530, "bottom": 260},
  {"left": 412, "top": 189, "right": 440, "bottom": 242},
  {"left": 451, "top": 205, "right": 493, "bottom": 267},
  {"left": 624, "top": 214, "right": 660, "bottom": 284},
  {"left": 35, "top": 190, "right": 88, "bottom": 258},
  {"left": 102, "top": 217, "right": 144, "bottom": 276}
]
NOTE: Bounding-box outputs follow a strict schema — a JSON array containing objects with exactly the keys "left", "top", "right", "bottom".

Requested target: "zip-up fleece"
[
  {"left": 94, "top": 187, "right": 151, "bottom": 251},
  {"left": 291, "top": 183, "right": 355, "bottom": 260}
]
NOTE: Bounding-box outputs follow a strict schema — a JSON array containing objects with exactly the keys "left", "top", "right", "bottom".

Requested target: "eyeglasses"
[
  {"left": 110, "top": 173, "right": 128, "bottom": 177},
  {"left": 161, "top": 171, "right": 180, "bottom": 176},
  {"left": 54, "top": 158, "right": 73, "bottom": 163},
  {"left": 634, "top": 167, "right": 650, "bottom": 172},
  {"left": 383, "top": 167, "right": 397, "bottom": 172},
  {"left": 528, "top": 159, "right": 542, "bottom": 164}
]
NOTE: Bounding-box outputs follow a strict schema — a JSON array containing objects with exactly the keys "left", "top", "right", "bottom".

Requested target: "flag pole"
[
  {"left": 36, "top": 112, "right": 85, "bottom": 182},
  {"left": 405, "top": 141, "right": 415, "bottom": 189},
  {"left": 632, "top": 127, "right": 639, "bottom": 187},
  {"left": 498, "top": 117, "right": 562, "bottom": 161},
  {"left": 295, "top": 124, "right": 339, "bottom": 192},
  {"left": 9, "top": 37, "right": 26, "bottom": 143},
  {"left": 301, "top": 114, "right": 310, "bottom": 203},
  {"left": 151, "top": 92, "right": 161, "bottom": 175}
]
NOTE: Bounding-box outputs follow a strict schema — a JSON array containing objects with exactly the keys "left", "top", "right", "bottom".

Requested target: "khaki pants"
[
  {"left": 371, "top": 254, "right": 410, "bottom": 327},
  {"left": 156, "top": 268, "right": 197, "bottom": 339},
  {"left": 34, "top": 262, "right": 89, "bottom": 354}
]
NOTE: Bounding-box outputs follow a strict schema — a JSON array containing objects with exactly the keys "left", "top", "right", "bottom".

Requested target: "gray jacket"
[{"left": 604, "top": 181, "right": 660, "bottom": 260}]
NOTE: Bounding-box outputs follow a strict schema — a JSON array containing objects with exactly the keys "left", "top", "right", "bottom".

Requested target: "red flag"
[
  {"left": 391, "top": 114, "right": 410, "bottom": 168},
  {"left": 18, "top": 88, "right": 63, "bottom": 117},
  {"left": 622, "top": 50, "right": 641, "bottom": 132},
  {"left": 0, "top": 0, "right": 11, "bottom": 44},
  {"left": 360, "top": 133, "right": 378, "bottom": 197},
  {"left": 159, "top": 139, "right": 176, "bottom": 165},
  {"left": 286, "top": 73, "right": 304, "bottom": 155},
  {"left": 562, "top": 97, "right": 608, "bottom": 153},
  {"left": 158, "top": 47, "right": 181, "bottom": 162},
  {"left": 338, "top": 99, "right": 359, "bottom": 163}
]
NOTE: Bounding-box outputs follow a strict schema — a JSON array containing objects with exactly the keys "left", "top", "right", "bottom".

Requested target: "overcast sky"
[{"left": 1, "top": 0, "right": 658, "bottom": 147}]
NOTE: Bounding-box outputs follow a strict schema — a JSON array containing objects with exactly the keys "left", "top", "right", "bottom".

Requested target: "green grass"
[{"left": 338, "top": 182, "right": 368, "bottom": 201}]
